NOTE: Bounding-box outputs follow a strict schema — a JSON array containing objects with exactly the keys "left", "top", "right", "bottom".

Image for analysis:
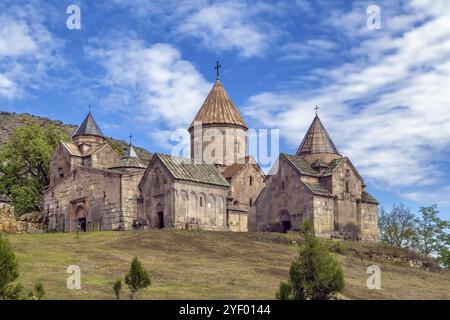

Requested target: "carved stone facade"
[{"left": 255, "top": 115, "right": 379, "bottom": 241}]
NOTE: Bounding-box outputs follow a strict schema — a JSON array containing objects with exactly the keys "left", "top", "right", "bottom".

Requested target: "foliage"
[
  {"left": 124, "top": 257, "right": 151, "bottom": 300},
  {"left": 379, "top": 204, "right": 416, "bottom": 248},
  {"left": 0, "top": 235, "right": 46, "bottom": 300},
  {"left": 113, "top": 279, "right": 122, "bottom": 300},
  {"left": 276, "top": 220, "right": 344, "bottom": 300},
  {"left": 0, "top": 235, "right": 19, "bottom": 299},
  {"left": 29, "top": 282, "right": 46, "bottom": 300},
  {"left": 412, "top": 205, "right": 449, "bottom": 256},
  {"left": 0, "top": 123, "right": 70, "bottom": 215},
  {"left": 438, "top": 247, "right": 450, "bottom": 269}
]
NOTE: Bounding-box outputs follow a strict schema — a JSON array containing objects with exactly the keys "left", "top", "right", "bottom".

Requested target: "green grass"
[{"left": 4, "top": 230, "right": 450, "bottom": 300}]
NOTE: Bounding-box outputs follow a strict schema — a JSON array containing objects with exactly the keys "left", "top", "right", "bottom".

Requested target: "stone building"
[
  {"left": 255, "top": 114, "right": 379, "bottom": 241},
  {"left": 43, "top": 72, "right": 265, "bottom": 233}
]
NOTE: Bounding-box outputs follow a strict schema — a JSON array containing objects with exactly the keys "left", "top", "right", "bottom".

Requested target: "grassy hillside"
[
  {"left": 0, "top": 111, "right": 152, "bottom": 160},
  {"left": 5, "top": 230, "right": 450, "bottom": 300}
]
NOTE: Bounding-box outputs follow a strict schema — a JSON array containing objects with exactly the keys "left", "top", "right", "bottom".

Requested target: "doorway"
[
  {"left": 280, "top": 211, "right": 291, "bottom": 233},
  {"left": 78, "top": 218, "right": 87, "bottom": 232},
  {"left": 157, "top": 212, "right": 164, "bottom": 229}
]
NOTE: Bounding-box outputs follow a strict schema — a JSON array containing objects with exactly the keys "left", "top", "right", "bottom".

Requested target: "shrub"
[{"left": 125, "top": 257, "right": 151, "bottom": 300}]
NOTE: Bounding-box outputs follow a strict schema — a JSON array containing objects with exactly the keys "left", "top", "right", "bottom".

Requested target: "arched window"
[
  {"left": 58, "top": 167, "right": 64, "bottom": 178},
  {"left": 345, "top": 181, "right": 349, "bottom": 193},
  {"left": 200, "top": 197, "right": 203, "bottom": 207}
]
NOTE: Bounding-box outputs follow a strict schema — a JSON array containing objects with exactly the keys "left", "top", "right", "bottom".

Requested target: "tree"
[
  {"left": 113, "top": 279, "right": 122, "bottom": 300},
  {"left": 412, "top": 205, "right": 449, "bottom": 256},
  {"left": 0, "top": 123, "right": 69, "bottom": 215},
  {"left": 124, "top": 257, "right": 151, "bottom": 300},
  {"left": 379, "top": 204, "right": 416, "bottom": 248},
  {"left": 276, "top": 220, "right": 344, "bottom": 300},
  {"left": 0, "top": 235, "right": 19, "bottom": 299},
  {"left": 29, "top": 282, "right": 46, "bottom": 300}
]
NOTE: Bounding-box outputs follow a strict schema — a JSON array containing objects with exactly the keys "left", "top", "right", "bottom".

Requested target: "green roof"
[
  {"left": 362, "top": 191, "right": 379, "bottom": 204},
  {"left": 303, "top": 181, "right": 333, "bottom": 197},
  {"left": 156, "top": 154, "right": 230, "bottom": 187},
  {"left": 282, "top": 153, "right": 320, "bottom": 177}
]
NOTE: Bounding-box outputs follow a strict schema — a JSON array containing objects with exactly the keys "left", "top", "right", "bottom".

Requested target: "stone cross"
[{"left": 315, "top": 105, "right": 320, "bottom": 115}]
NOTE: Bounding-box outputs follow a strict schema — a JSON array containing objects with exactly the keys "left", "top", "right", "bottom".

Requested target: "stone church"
[
  {"left": 43, "top": 65, "right": 378, "bottom": 241},
  {"left": 43, "top": 74, "right": 265, "bottom": 233},
  {"left": 255, "top": 114, "right": 379, "bottom": 241}
]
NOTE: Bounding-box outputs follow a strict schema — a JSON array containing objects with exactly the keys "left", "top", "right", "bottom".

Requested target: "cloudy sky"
[{"left": 1, "top": 0, "right": 450, "bottom": 218}]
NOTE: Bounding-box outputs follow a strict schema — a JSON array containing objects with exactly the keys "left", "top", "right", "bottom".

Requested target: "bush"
[
  {"left": 113, "top": 279, "right": 122, "bottom": 300},
  {"left": 0, "top": 235, "right": 19, "bottom": 299},
  {"left": 276, "top": 220, "right": 344, "bottom": 300}
]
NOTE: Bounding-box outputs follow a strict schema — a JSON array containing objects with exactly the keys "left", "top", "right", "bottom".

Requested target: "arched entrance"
[
  {"left": 279, "top": 210, "right": 291, "bottom": 233},
  {"left": 75, "top": 206, "right": 88, "bottom": 232}
]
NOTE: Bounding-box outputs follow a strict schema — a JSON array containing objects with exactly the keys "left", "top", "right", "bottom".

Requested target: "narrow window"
[
  {"left": 249, "top": 198, "right": 253, "bottom": 208},
  {"left": 282, "top": 181, "right": 285, "bottom": 191},
  {"left": 200, "top": 197, "right": 203, "bottom": 207},
  {"left": 345, "top": 181, "right": 349, "bottom": 193},
  {"left": 249, "top": 176, "right": 253, "bottom": 186}
]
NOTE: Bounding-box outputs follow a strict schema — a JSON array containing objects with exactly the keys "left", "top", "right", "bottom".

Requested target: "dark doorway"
[
  {"left": 78, "top": 218, "right": 87, "bottom": 232},
  {"left": 281, "top": 220, "right": 291, "bottom": 233},
  {"left": 157, "top": 212, "right": 164, "bottom": 229},
  {"left": 280, "top": 211, "right": 291, "bottom": 233}
]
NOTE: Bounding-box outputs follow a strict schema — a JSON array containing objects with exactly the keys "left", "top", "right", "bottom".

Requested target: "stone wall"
[
  {"left": 121, "top": 171, "right": 145, "bottom": 229},
  {"left": 359, "top": 202, "right": 379, "bottom": 241},
  {"left": 44, "top": 167, "right": 123, "bottom": 232},
  {"left": 312, "top": 195, "right": 334, "bottom": 236},
  {"left": 227, "top": 162, "right": 264, "bottom": 231},
  {"left": 227, "top": 208, "right": 248, "bottom": 232},
  {"left": 255, "top": 156, "right": 314, "bottom": 232}
]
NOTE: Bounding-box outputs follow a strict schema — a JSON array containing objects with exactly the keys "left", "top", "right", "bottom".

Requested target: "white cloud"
[
  {"left": 243, "top": 0, "right": 450, "bottom": 204},
  {"left": 85, "top": 36, "right": 211, "bottom": 135},
  {"left": 0, "top": 4, "right": 62, "bottom": 99}
]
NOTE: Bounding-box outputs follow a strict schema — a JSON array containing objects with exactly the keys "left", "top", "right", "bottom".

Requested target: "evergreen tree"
[
  {"left": 276, "top": 220, "right": 344, "bottom": 300},
  {"left": 0, "top": 235, "right": 19, "bottom": 299},
  {"left": 125, "top": 257, "right": 151, "bottom": 300},
  {"left": 113, "top": 279, "right": 122, "bottom": 300}
]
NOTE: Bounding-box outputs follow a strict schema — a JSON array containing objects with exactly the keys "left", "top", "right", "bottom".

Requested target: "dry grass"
[{"left": 4, "top": 229, "right": 450, "bottom": 300}]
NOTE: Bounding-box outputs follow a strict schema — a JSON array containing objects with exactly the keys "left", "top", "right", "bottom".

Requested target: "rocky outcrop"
[{"left": 0, "top": 206, "right": 45, "bottom": 233}]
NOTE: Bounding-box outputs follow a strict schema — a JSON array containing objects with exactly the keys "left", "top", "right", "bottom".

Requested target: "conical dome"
[
  {"left": 73, "top": 112, "right": 104, "bottom": 137},
  {"left": 296, "top": 115, "right": 340, "bottom": 156},
  {"left": 189, "top": 80, "right": 248, "bottom": 129}
]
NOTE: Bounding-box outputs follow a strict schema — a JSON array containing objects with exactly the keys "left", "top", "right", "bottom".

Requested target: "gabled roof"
[
  {"left": 189, "top": 80, "right": 248, "bottom": 129},
  {"left": 320, "top": 157, "right": 347, "bottom": 176},
  {"left": 296, "top": 115, "right": 340, "bottom": 156},
  {"left": 303, "top": 181, "right": 333, "bottom": 197},
  {"left": 154, "top": 153, "right": 230, "bottom": 187},
  {"left": 73, "top": 112, "right": 104, "bottom": 137},
  {"left": 60, "top": 141, "right": 82, "bottom": 157},
  {"left": 222, "top": 156, "right": 264, "bottom": 179},
  {"left": 282, "top": 153, "right": 320, "bottom": 177},
  {"left": 362, "top": 191, "right": 379, "bottom": 204}
]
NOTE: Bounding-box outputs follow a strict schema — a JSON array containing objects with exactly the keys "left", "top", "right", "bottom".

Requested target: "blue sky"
[{"left": 1, "top": 0, "right": 450, "bottom": 219}]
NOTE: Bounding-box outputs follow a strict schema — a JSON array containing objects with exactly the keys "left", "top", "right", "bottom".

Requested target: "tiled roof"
[
  {"left": 109, "top": 145, "right": 148, "bottom": 170},
  {"left": 362, "top": 191, "right": 379, "bottom": 204},
  {"left": 73, "top": 112, "right": 104, "bottom": 137},
  {"left": 282, "top": 153, "right": 319, "bottom": 177},
  {"left": 156, "top": 154, "right": 230, "bottom": 187},
  {"left": 222, "top": 163, "right": 244, "bottom": 179},
  {"left": 311, "top": 159, "right": 328, "bottom": 168},
  {"left": 61, "top": 141, "right": 82, "bottom": 157},
  {"left": 296, "top": 115, "right": 339, "bottom": 156},
  {"left": 303, "top": 182, "right": 333, "bottom": 197},
  {"left": 320, "top": 157, "right": 347, "bottom": 176},
  {"left": 190, "top": 80, "right": 248, "bottom": 129}
]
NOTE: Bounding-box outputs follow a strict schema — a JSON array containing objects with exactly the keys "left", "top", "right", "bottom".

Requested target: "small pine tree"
[
  {"left": 124, "top": 257, "right": 151, "bottom": 300},
  {"left": 276, "top": 220, "right": 345, "bottom": 300},
  {"left": 0, "top": 235, "right": 20, "bottom": 299},
  {"left": 33, "top": 282, "right": 45, "bottom": 300},
  {"left": 113, "top": 279, "right": 122, "bottom": 300}
]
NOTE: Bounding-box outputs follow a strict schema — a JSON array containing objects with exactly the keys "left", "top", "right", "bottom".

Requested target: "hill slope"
[
  {"left": 6, "top": 230, "right": 450, "bottom": 300},
  {"left": 0, "top": 111, "right": 152, "bottom": 160}
]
